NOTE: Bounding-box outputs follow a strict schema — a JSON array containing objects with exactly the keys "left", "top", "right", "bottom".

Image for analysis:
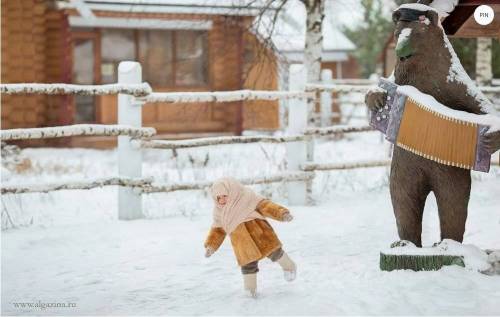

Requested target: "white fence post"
[
  {"left": 286, "top": 64, "right": 308, "bottom": 205},
  {"left": 118, "top": 61, "right": 143, "bottom": 220},
  {"left": 320, "top": 69, "right": 333, "bottom": 126}
]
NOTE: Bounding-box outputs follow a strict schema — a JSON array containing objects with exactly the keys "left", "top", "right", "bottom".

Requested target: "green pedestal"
[{"left": 380, "top": 252, "right": 465, "bottom": 272}]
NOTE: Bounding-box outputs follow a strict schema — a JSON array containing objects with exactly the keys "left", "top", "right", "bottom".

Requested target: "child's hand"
[
  {"left": 205, "top": 247, "right": 215, "bottom": 258},
  {"left": 282, "top": 211, "right": 293, "bottom": 222}
]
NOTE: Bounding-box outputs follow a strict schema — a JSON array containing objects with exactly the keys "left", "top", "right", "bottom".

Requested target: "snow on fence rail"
[
  {"left": 305, "top": 125, "right": 373, "bottom": 136},
  {"left": 306, "top": 82, "right": 500, "bottom": 95},
  {"left": 0, "top": 177, "right": 153, "bottom": 195},
  {"left": 1, "top": 172, "right": 314, "bottom": 195},
  {"left": 138, "top": 135, "right": 306, "bottom": 150},
  {"left": 306, "top": 83, "right": 375, "bottom": 93},
  {"left": 138, "top": 125, "right": 374, "bottom": 151},
  {"left": 480, "top": 86, "right": 500, "bottom": 93},
  {"left": 330, "top": 79, "right": 376, "bottom": 85},
  {"left": 141, "top": 171, "right": 315, "bottom": 193},
  {"left": 142, "top": 89, "right": 314, "bottom": 103},
  {"left": 0, "top": 124, "right": 156, "bottom": 141},
  {"left": 301, "top": 159, "right": 392, "bottom": 172},
  {"left": 0, "top": 83, "right": 152, "bottom": 97}
]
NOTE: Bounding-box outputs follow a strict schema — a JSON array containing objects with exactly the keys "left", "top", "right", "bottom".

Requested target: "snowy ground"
[{"left": 2, "top": 129, "right": 500, "bottom": 315}]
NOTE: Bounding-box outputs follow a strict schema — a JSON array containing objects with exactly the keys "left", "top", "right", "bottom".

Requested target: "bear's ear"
[
  {"left": 426, "top": 10, "right": 439, "bottom": 26},
  {"left": 392, "top": 10, "right": 401, "bottom": 24}
]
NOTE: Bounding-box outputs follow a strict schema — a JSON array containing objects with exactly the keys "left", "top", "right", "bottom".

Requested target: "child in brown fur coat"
[{"left": 204, "top": 177, "right": 297, "bottom": 297}]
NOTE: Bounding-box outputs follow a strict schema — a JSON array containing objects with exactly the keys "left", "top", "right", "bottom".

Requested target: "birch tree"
[
  {"left": 476, "top": 37, "right": 493, "bottom": 86},
  {"left": 302, "top": 0, "right": 325, "bottom": 84},
  {"left": 250, "top": 0, "right": 325, "bottom": 83}
]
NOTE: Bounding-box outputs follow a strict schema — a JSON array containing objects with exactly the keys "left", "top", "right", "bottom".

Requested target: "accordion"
[{"left": 370, "top": 79, "right": 497, "bottom": 173}]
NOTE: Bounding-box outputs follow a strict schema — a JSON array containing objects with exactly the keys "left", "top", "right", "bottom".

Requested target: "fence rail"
[
  {"left": 306, "top": 83, "right": 375, "bottom": 93},
  {"left": 301, "top": 159, "right": 392, "bottom": 171},
  {"left": 480, "top": 86, "right": 500, "bottom": 93},
  {"left": 141, "top": 171, "right": 315, "bottom": 194},
  {"left": 0, "top": 177, "right": 153, "bottom": 195},
  {"left": 2, "top": 61, "right": 498, "bottom": 220},
  {"left": 0, "top": 83, "right": 152, "bottom": 97},
  {"left": 143, "top": 89, "right": 314, "bottom": 103},
  {"left": 0, "top": 172, "right": 315, "bottom": 195},
  {"left": 138, "top": 134, "right": 306, "bottom": 150},
  {"left": 306, "top": 82, "right": 500, "bottom": 94},
  {"left": 305, "top": 125, "right": 373, "bottom": 136},
  {"left": 0, "top": 124, "right": 156, "bottom": 141}
]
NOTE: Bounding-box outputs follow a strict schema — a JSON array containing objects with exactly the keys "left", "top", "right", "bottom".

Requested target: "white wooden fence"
[{"left": 2, "top": 61, "right": 498, "bottom": 220}]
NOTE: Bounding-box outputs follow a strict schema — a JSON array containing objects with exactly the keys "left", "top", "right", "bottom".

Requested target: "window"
[
  {"left": 100, "top": 29, "right": 208, "bottom": 87},
  {"left": 101, "top": 29, "right": 136, "bottom": 84},
  {"left": 138, "top": 30, "right": 174, "bottom": 87},
  {"left": 73, "top": 38, "right": 95, "bottom": 123},
  {"left": 175, "top": 31, "right": 208, "bottom": 86}
]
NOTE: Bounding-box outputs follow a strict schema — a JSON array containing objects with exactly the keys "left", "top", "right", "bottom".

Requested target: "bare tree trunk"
[
  {"left": 303, "top": 0, "right": 324, "bottom": 204},
  {"left": 476, "top": 37, "right": 493, "bottom": 86},
  {"left": 304, "top": 0, "right": 325, "bottom": 84},
  {"left": 303, "top": 0, "right": 325, "bottom": 129}
]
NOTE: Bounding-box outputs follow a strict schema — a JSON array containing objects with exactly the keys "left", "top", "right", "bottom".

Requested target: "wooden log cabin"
[{"left": 1, "top": 0, "right": 357, "bottom": 147}]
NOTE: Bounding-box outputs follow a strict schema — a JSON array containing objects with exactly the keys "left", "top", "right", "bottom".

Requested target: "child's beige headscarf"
[{"left": 210, "top": 177, "right": 265, "bottom": 234}]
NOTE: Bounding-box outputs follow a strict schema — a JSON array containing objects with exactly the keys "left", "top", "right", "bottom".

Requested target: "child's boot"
[
  {"left": 277, "top": 252, "right": 297, "bottom": 282},
  {"left": 243, "top": 273, "right": 257, "bottom": 298}
]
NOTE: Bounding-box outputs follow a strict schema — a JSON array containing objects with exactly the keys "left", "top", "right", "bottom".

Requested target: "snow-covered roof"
[
  {"left": 57, "top": 0, "right": 280, "bottom": 16},
  {"left": 60, "top": 0, "right": 355, "bottom": 62},
  {"left": 255, "top": 1, "right": 356, "bottom": 62}
]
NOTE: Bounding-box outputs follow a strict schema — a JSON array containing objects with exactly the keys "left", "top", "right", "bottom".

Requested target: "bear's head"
[
  {"left": 389, "top": 0, "right": 492, "bottom": 115},
  {"left": 392, "top": 2, "right": 453, "bottom": 88}
]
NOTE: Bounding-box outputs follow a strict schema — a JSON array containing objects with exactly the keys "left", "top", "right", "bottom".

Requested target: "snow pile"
[
  {"left": 398, "top": 85, "right": 500, "bottom": 132},
  {"left": 383, "top": 239, "right": 492, "bottom": 272}
]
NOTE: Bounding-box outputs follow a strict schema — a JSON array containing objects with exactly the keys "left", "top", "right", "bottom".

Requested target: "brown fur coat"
[{"left": 204, "top": 199, "right": 288, "bottom": 266}]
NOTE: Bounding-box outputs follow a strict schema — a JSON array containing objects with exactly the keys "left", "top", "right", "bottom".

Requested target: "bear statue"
[{"left": 365, "top": 0, "right": 500, "bottom": 247}]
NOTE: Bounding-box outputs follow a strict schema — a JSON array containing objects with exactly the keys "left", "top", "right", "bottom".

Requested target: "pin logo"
[{"left": 474, "top": 5, "right": 494, "bottom": 26}]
